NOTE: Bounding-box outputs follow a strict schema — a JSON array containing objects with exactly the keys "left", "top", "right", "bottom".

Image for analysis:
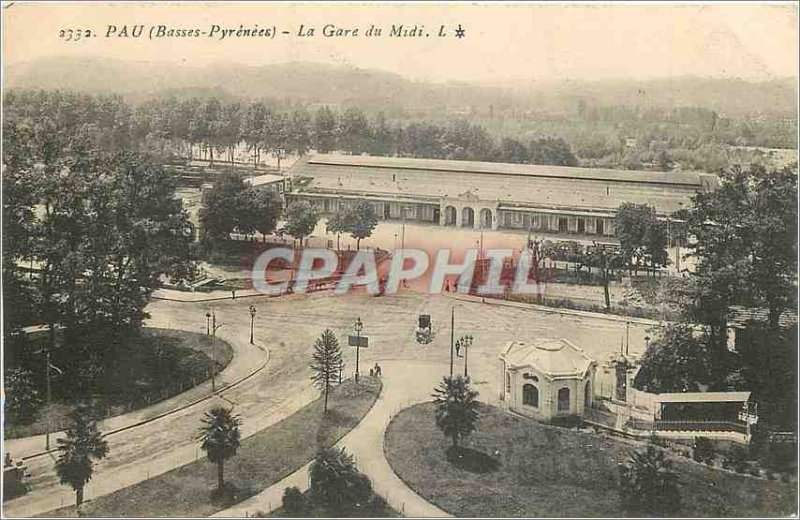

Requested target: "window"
[
  {"left": 596, "top": 219, "right": 605, "bottom": 235},
  {"left": 523, "top": 384, "right": 539, "bottom": 407},
  {"left": 506, "top": 373, "right": 511, "bottom": 393},
  {"left": 558, "top": 217, "right": 569, "bottom": 233},
  {"left": 577, "top": 218, "right": 585, "bottom": 234},
  {"left": 557, "top": 387, "right": 571, "bottom": 411}
]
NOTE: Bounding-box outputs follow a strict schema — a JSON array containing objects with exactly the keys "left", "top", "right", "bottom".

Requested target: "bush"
[
  {"left": 724, "top": 445, "right": 750, "bottom": 474},
  {"left": 692, "top": 437, "right": 715, "bottom": 464},
  {"left": 282, "top": 486, "right": 305, "bottom": 516}
]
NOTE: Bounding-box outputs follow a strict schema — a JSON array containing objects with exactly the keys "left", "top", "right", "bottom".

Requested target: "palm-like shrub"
[
  {"left": 309, "top": 447, "right": 373, "bottom": 515},
  {"left": 198, "top": 406, "right": 242, "bottom": 493},
  {"left": 54, "top": 405, "right": 109, "bottom": 507},
  {"left": 432, "top": 375, "right": 480, "bottom": 450}
]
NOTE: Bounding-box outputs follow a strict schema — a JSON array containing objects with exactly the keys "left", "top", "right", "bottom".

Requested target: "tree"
[
  {"left": 282, "top": 486, "right": 306, "bottom": 516},
  {"left": 4, "top": 367, "right": 43, "bottom": 425},
  {"left": 528, "top": 137, "right": 578, "bottom": 166},
  {"left": 238, "top": 189, "right": 283, "bottom": 240},
  {"left": 198, "top": 406, "right": 242, "bottom": 494},
  {"left": 432, "top": 375, "right": 480, "bottom": 450},
  {"left": 309, "top": 447, "right": 373, "bottom": 516},
  {"left": 54, "top": 405, "right": 109, "bottom": 507},
  {"left": 347, "top": 201, "right": 378, "bottom": 250},
  {"left": 325, "top": 207, "right": 352, "bottom": 251},
  {"left": 683, "top": 165, "right": 797, "bottom": 393},
  {"left": 283, "top": 200, "right": 319, "bottom": 247},
  {"left": 310, "top": 329, "right": 343, "bottom": 412},
  {"left": 619, "top": 445, "right": 681, "bottom": 516},
  {"left": 338, "top": 107, "right": 372, "bottom": 155},
  {"left": 585, "top": 243, "right": 626, "bottom": 311},
  {"left": 494, "top": 137, "right": 529, "bottom": 164},
  {"left": 615, "top": 203, "right": 664, "bottom": 275},
  {"left": 287, "top": 107, "right": 312, "bottom": 156},
  {"left": 636, "top": 323, "right": 713, "bottom": 393},
  {"left": 314, "top": 107, "right": 338, "bottom": 153}
]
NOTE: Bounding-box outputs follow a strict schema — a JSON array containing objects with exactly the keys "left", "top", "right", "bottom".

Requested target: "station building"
[{"left": 285, "top": 154, "right": 719, "bottom": 240}]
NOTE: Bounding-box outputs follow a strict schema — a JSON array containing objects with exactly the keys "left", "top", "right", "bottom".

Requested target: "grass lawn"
[
  {"left": 41, "top": 376, "right": 382, "bottom": 518},
  {"left": 5, "top": 328, "right": 233, "bottom": 439},
  {"left": 385, "top": 402, "right": 797, "bottom": 518}
]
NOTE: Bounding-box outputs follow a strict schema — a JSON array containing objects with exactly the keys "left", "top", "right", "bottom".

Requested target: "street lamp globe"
[
  {"left": 250, "top": 305, "right": 257, "bottom": 318},
  {"left": 354, "top": 317, "right": 363, "bottom": 333}
]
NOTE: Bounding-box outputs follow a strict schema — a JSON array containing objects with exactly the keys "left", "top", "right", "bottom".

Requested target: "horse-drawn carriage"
[{"left": 415, "top": 314, "right": 435, "bottom": 344}]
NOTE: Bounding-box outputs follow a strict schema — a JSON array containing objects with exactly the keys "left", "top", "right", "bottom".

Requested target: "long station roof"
[{"left": 287, "top": 154, "right": 718, "bottom": 214}]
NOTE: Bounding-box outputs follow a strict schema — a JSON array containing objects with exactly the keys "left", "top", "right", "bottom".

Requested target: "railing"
[{"left": 628, "top": 418, "right": 748, "bottom": 434}]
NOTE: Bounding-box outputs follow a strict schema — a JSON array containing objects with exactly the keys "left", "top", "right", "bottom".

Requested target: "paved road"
[{"left": 3, "top": 291, "right": 655, "bottom": 517}]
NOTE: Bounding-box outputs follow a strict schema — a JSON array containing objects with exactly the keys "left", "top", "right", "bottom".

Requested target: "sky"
[{"left": 3, "top": 2, "right": 798, "bottom": 84}]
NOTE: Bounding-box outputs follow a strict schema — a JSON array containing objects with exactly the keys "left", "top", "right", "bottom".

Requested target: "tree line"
[{"left": 3, "top": 89, "right": 579, "bottom": 168}]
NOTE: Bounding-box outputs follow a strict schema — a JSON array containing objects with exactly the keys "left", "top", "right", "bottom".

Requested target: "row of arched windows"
[{"left": 522, "top": 384, "right": 572, "bottom": 411}]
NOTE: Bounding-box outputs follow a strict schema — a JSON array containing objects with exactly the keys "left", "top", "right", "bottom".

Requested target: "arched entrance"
[
  {"left": 479, "top": 208, "right": 493, "bottom": 229},
  {"left": 584, "top": 380, "right": 592, "bottom": 409},
  {"left": 461, "top": 207, "right": 475, "bottom": 228},
  {"left": 444, "top": 206, "right": 457, "bottom": 226},
  {"left": 557, "top": 387, "right": 571, "bottom": 412}
]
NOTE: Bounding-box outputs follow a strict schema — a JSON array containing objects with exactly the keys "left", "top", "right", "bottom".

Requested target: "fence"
[{"left": 628, "top": 418, "right": 748, "bottom": 434}]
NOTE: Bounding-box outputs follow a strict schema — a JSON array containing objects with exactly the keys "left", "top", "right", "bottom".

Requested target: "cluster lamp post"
[{"left": 456, "top": 334, "right": 474, "bottom": 378}]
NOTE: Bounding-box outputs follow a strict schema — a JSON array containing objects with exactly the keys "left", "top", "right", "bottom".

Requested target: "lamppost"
[
  {"left": 456, "top": 334, "right": 474, "bottom": 378},
  {"left": 249, "top": 305, "right": 257, "bottom": 345},
  {"left": 205, "top": 312, "right": 211, "bottom": 336},
  {"left": 354, "top": 317, "right": 363, "bottom": 384}
]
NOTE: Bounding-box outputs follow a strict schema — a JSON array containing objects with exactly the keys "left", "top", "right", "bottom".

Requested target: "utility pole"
[
  {"left": 625, "top": 320, "right": 630, "bottom": 357},
  {"left": 354, "top": 317, "right": 363, "bottom": 384},
  {"left": 401, "top": 207, "right": 407, "bottom": 250},
  {"left": 449, "top": 307, "right": 455, "bottom": 377},
  {"left": 210, "top": 309, "right": 223, "bottom": 391},
  {"left": 45, "top": 351, "right": 52, "bottom": 451}
]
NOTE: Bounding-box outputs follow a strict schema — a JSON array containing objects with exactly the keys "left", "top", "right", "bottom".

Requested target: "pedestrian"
[
  {"left": 369, "top": 368, "right": 374, "bottom": 377},
  {"left": 455, "top": 343, "right": 461, "bottom": 357},
  {"left": 231, "top": 290, "right": 237, "bottom": 300}
]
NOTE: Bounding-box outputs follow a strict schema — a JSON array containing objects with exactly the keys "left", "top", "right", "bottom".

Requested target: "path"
[
  {"left": 4, "top": 291, "right": 655, "bottom": 517},
  {"left": 216, "top": 361, "right": 453, "bottom": 518},
  {"left": 5, "top": 323, "right": 267, "bottom": 461}
]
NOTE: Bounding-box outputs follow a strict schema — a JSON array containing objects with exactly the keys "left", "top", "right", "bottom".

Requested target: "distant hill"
[{"left": 5, "top": 57, "right": 797, "bottom": 118}]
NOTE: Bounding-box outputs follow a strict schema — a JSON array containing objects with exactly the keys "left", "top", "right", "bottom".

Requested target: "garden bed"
[
  {"left": 41, "top": 376, "right": 382, "bottom": 518},
  {"left": 4, "top": 328, "right": 233, "bottom": 439},
  {"left": 384, "top": 402, "right": 796, "bottom": 517}
]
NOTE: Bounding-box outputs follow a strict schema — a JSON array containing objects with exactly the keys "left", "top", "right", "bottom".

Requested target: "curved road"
[{"left": 3, "top": 291, "right": 653, "bottom": 517}]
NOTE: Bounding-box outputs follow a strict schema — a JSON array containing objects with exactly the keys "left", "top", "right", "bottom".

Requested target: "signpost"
[{"left": 351, "top": 317, "right": 367, "bottom": 383}]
